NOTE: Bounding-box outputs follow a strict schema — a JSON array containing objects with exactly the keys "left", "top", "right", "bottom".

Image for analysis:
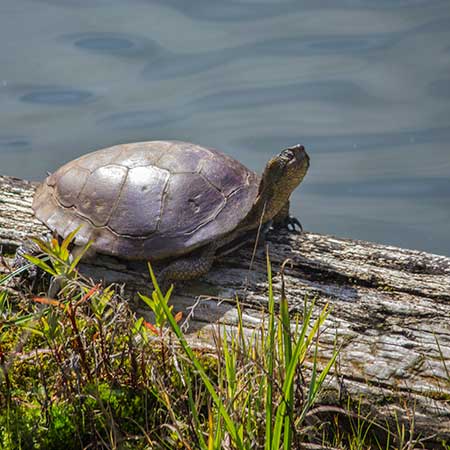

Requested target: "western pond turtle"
[{"left": 32, "top": 140, "right": 309, "bottom": 283}]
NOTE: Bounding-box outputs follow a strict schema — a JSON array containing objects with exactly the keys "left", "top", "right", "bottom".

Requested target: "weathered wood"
[{"left": 1, "top": 174, "right": 450, "bottom": 445}]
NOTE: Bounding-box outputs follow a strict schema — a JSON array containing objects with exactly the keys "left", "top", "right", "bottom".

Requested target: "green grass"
[{"left": 0, "top": 235, "right": 447, "bottom": 449}]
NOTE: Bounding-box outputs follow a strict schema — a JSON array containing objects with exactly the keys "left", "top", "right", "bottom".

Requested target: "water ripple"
[
  {"left": 36, "top": 0, "right": 111, "bottom": 6},
  {"left": 190, "top": 80, "right": 380, "bottom": 110},
  {"left": 0, "top": 137, "right": 31, "bottom": 152},
  {"left": 308, "top": 177, "right": 450, "bottom": 198},
  {"left": 302, "top": 34, "right": 394, "bottom": 54},
  {"left": 97, "top": 79, "right": 377, "bottom": 130},
  {"left": 62, "top": 32, "right": 164, "bottom": 58},
  {"left": 142, "top": 33, "right": 396, "bottom": 80},
  {"left": 140, "top": 16, "right": 449, "bottom": 81},
  {"left": 150, "top": 0, "right": 446, "bottom": 22},
  {"left": 97, "top": 109, "right": 180, "bottom": 130},
  {"left": 19, "top": 86, "right": 94, "bottom": 106},
  {"left": 143, "top": 52, "right": 226, "bottom": 80},
  {"left": 237, "top": 126, "right": 450, "bottom": 154},
  {"left": 149, "top": 0, "right": 296, "bottom": 22},
  {"left": 412, "top": 17, "right": 450, "bottom": 34}
]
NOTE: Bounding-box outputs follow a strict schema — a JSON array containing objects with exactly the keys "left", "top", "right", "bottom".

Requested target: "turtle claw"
[
  {"left": 273, "top": 215, "right": 303, "bottom": 233},
  {"left": 287, "top": 216, "right": 303, "bottom": 233}
]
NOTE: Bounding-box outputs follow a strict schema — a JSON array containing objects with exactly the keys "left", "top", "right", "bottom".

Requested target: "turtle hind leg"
[{"left": 157, "top": 244, "right": 217, "bottom": 291}]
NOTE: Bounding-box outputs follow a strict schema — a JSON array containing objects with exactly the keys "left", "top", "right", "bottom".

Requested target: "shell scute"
[
  {"left": 108, "top": 165, "right": 169, "bottom": 236},
  {"left": 200, "top": 155, "right": 251, "bottom": 196},
  {"left": 77, "top": 165, "right": 128, "bottom": 226},
  {"left": 75, "top": 146, "right": 118, "bottom": 172},
  {"left": 54, "top": 166, "right": 90, "bottom": 207},
  {"left": 159, "top": 172, "right": 225, "bottom": 236},
  {"left": 156, "top": 142, "right": 208, "bottom": 173},
  {"left": 114, "top": 141, "right": 171, "bottom": 169}
]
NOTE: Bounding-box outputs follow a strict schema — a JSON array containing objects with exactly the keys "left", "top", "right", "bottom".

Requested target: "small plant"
[
  {"left": 23, "top": 226, "right": 92, "bottom": 279},
  {"left": 138, "top": 271, "right": 182, "bottom": 336}
]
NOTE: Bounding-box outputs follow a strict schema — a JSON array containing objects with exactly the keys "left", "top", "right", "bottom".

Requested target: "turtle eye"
[
  {"left": 282, "top": 145, "right": 306, "bottom": 161},
  {"left": 281, "top": 149, "right": 295, "bottom": 159}
]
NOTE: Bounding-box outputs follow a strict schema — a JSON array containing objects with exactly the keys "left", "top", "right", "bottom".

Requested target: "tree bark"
[{"left": 1, "top": 175, "right": 450, "bottom": 445}]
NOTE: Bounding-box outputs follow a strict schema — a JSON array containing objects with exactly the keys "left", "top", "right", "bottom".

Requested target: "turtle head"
[{"left": 258, "top": 144, "right": 309, "bottom": 221}]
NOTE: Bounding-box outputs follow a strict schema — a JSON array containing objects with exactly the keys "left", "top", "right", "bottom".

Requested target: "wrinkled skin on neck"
[{"left": 240, "top": 145, "right": 310, "bottom": 230}]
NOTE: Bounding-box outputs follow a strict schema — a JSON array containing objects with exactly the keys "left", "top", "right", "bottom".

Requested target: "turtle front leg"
[
  {"left": 157, "top": 244, "right": 217, "bottom": 291},
  {"left": 272, "top": 201, "right": 303, "bottom": 232}
]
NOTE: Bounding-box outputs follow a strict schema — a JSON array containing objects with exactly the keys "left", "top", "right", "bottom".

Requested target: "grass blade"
[
  {"left": 265, "top": 250, "right": 275, "bottom": 450},
  {"left": 147, "top": 263, "right": 244, "bottom": 450},
  {"left": 69, "top": 240, "right": 93, "bottom": 273},
  {"left": 24, "top": 254, "right": 57, "bottom": 276}
]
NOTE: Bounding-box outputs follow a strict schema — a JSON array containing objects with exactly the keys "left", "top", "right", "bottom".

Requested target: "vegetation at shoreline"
[{"left": 0, "top": 235, "right": 447, "bottom": 449}]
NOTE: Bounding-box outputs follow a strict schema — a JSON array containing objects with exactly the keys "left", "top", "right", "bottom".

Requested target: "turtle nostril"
[
  {"left": 291, "top": 144, "right": 305, "bottom": 155},
  {"left": 292, "top": 145, "right": 307, "bottom": 161}
]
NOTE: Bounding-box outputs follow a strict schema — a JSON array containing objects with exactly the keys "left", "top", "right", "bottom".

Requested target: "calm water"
[{"left": 1, "top": 0, "right": 449, "bottom": 255}]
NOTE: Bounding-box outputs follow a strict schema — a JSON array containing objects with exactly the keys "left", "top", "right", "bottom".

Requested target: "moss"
[{"left": 0, "top": 400, "right": 78, "bottom": 450}]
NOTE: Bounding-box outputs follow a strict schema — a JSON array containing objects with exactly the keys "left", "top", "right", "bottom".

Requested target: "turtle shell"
[{"left": 32, "top": 141, "right": 260, "bottom": 260}]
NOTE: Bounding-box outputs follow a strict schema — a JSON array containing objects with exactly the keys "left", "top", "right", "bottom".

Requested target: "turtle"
[{"left": 30, "top": 140, "right": 309, "bottom": 285}]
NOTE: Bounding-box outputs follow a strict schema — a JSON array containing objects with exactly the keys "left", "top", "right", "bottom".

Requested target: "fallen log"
[{"left": 1, "top": 174, "right": 449, "bottom": 445}]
